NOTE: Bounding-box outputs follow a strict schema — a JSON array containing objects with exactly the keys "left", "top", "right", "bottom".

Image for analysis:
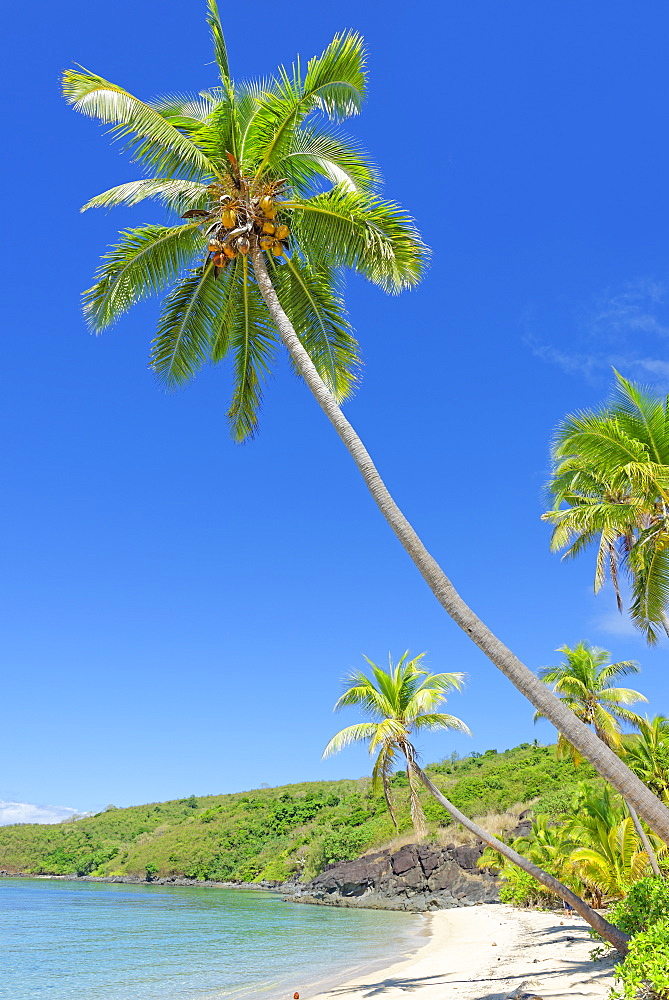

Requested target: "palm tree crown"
[
  {"left": 62, "top": 2, "right": 426, "bottom": 442},
  {"left": 323, "top": 652, "right": 469, "bottom": 834},
  {"left": 543, "top": 371, "right": 669, "bottom": 643},
  {"left": 535, "top": 641, "right": 647, "bottom": 759}
]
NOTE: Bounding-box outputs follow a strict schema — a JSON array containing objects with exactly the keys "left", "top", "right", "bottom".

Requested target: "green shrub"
[
  {"left": 498, "top": 867, "right": 554, "bottom": 908},
  {"left": 608, "top": 877, "right": 669, "bottom": 936},
  {"left": 614, "top": 918, "right": 669, "bottom": 1000},
  {"left": 255, "top": 853, "right": 293, "bottom": 882}
]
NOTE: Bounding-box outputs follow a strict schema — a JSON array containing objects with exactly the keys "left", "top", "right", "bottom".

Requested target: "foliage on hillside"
[{"left": 0, "top": 744, "right": 595, "bottom": 882}]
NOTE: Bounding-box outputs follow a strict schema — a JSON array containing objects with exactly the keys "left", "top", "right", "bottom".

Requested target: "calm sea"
[{"left": 1, "top": 878, "right": 424, "bottom": 1000}]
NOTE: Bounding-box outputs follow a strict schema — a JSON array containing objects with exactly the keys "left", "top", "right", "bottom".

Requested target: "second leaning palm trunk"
[
  {"left": 411, "top": 763, "right": 629, "bottom": 955},
  {"left": 251, "top": 245, "right": 669, "bottom": 847}
]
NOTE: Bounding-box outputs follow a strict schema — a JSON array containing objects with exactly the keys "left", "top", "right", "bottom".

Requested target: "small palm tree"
[
  {"left": 535, "top": 642, "right": 647, "bottom": 757},
  {"left": 565, "top": 788, "right": 667, "bottom": 905},
  {"left": 324, "top": 652, "right": 630, "bottom": 954},
  {"left": 322, "top": 652, "right": 469, "bottom": 836},
  {"left": 63, "top": 3, "right": 669, "bottom": 843},
  {"left": 544, "top": 371, "right": 669, "bottom": 644},
  {"left": 535, "top": 642, "right": 659, "bottom": 876}
]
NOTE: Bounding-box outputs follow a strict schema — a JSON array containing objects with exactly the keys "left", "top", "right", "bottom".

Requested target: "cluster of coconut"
[{"left": 204, "top": 194, "right": 290, "bottom": 268}]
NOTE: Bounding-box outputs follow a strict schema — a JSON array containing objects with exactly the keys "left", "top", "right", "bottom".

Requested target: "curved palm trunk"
[
  {"left": 626, "top": 800, "right": 662, "bottom": 877},
  {"left": 411, "top": 763, "right": 629, "bottom": 955},
  {"left": 404, "top": 743, "right": 427, "bottom": 838},
  {"left": 251, "top": 247, "right": 669, "bottom": 845}
]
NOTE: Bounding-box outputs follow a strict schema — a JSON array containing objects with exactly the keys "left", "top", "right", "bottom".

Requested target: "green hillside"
[{"left": 0, "top": 744, "right": 596, "bottom": 882}]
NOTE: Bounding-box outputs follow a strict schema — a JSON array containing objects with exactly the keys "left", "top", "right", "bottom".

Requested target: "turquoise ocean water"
[{"left": 1, "top": 879, "right": 423, "bottom": 1000}]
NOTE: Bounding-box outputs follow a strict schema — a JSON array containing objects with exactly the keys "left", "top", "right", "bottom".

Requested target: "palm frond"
[
  {"left": 248, "top": 32, "right": 367, "bottom": 179},
  {"left": 205, "top": 0, "right": 231, "bottom": 83},
  {"left": 83, "top": 223, "right": 204, "bottom": 331},
  {"left": 371, "top": 745, "right": 399, "bottom": 828},
  {"left": 62, "top": 69, "right": 215, "bottom": 180},
  {"left": 81, "top": 178, "right": 209, "bottom": 215},
  {"left": 283, "top": 124, "right": 378, "bottom": 194},
  {"left": 629, "top": 543, "right": 669, "bottom": 643},
  {"left": 268, "top": 256, "right": 360, "bottom": 401},
  {"left": 322, "top": 722, "right": 380, "bottom": 758},
  {"left": 150, "top": 262, "right": 230, "bottom": 385},
  {"left": 335, "top": 668, "right": 395, "bottom": 719},
  {"left": 412, "top": 712, "right": 471, "bottom": 735},
  {"left": 289, "top": 186, "right": 428, "bottom": 292},
  {"left": 612, "top": 370, "right": 669, "bottom": 464},
  {"left": 224, "top": 257, "right": 278, "bottom": 441}
]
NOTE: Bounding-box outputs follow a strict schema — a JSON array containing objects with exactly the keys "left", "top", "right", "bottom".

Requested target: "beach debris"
[
  {"left": 492, "top": 942, "right": 497, "bottom": 946},
  {"left": 294, "top": 992, "right": 300, "bottom": 998}
]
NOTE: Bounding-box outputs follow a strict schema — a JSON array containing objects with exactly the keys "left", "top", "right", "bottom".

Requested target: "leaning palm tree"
[
  {"left": 324, "top": 653, "right": 630, "bottom": 954},
  {"left": 62, "top": 1, "right": 669, "bottom": 844},
  {"left": 544, "top": 371, "right": 669, "bottom": 644},
  {"left": 535, "top": 642, "right": 660, "bottom": 876},
  {"left": 323, "top": 651, "right": 470, "bottom": 836}
]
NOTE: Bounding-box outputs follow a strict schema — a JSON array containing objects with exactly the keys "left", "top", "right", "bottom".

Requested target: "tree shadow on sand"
[{"left": 326, "top": 942, "right": 618, "bottom": 1000}]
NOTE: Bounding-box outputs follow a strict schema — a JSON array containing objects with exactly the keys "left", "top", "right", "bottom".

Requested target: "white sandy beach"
[{"left": 308, "top": 904, "right": 618, "bottom": 1000}]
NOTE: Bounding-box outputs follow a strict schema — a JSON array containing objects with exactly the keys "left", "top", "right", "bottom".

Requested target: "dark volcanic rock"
[{"left": 289, "top": 842, "right": 499, "bottom": 912}]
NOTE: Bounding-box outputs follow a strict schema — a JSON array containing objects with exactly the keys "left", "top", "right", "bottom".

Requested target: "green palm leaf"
[
  {"left": 151, "top": 263, "right": 228, "bottom": 385},
  {"left": 283, "top": 125, "right": 378, "bottom": 194},
  {"left": 269, "top": 256, "right": 360, "bottom": 401},
  {"left": 81, "top": 179, "right": 209, "bottom": 215},
  {"left": 248, "top": 32, "right": 367, "bottom": 179},
  {"left": 322, "top": 722, "right": 379, "bottom": 758},
  {"left": 629, "top": 543, "right": 669, "bottom": 643},
  {"left": 412, "top": 713, "right": 472, "bottom": 734},
  {"left": 289, "top": 186, "right": 428, "bottom": 292},
  {"left": 225, "top": 257, "right": 278, "bottom": 441},
  {"left": 62, "top": 69, "right": 215, "bottom": 180},
  {"left": 205, "top": 0, "right": 231, "bottom": 83},
  {"left": 83, "top": 223, "right": 204, "bottom": 331}
]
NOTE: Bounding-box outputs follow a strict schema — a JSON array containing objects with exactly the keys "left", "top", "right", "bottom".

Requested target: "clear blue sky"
[{"left": 3, "top": 0, "right": 669, "bottom": 820}]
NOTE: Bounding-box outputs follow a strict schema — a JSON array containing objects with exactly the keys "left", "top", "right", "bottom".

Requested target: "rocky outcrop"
[{"left": 289, "top": 842, "right": 499, "bottom": 912}]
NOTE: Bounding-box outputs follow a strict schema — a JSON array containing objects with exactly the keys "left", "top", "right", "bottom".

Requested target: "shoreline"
[
  {"left": 0, "top": 871, "right": 284, "bottom": 892},
  {"left": 302, "top": 903, "right": 619, "bottom": 1000}
]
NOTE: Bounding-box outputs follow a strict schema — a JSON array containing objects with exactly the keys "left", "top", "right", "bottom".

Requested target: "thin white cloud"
[
  {"left": 589, "top": 280, "right": 669, "bottom": 341},
  {"left": 590, "top": 606, "right": 640, "bottom": 639},
  {"left": 0, "top": 801, "right": 82, "bottom": 826},
  {"left": 526, "top": 278, "right": 669, "bottom": 388}
]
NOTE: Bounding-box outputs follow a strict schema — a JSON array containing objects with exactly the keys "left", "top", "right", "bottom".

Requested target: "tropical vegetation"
[
  {"left": 322, "top": 652, "right": 469, "bottom": 836},
  {"left": 0, "top": 742, "right": 601, "bottom": 882},
  {"left": 613, "top": 920, "right": 669, "bottom": 1000},
  {"left": 324, "top": 655, "right": 629, "bottom": 952},
  {"left": 62, "top": 2, "right": 669, "bottom": 841},
  {"left": 534, "top": 642, "right": 647, "bottom": 760},
  {"left": 535, "top": 641, "right": 660, "bottom": 874},
  {"left": 478, "top": 785, "right": 667, "bottom": 908},
  {"left": 544, "top": 371, "right": 669, "bottom": 644},
  {"left": 623, "top": 715, "right": 669, "bottom": 802},
  {"left": 609, "top": 878, "right": 669, "bottom": 1000}
]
